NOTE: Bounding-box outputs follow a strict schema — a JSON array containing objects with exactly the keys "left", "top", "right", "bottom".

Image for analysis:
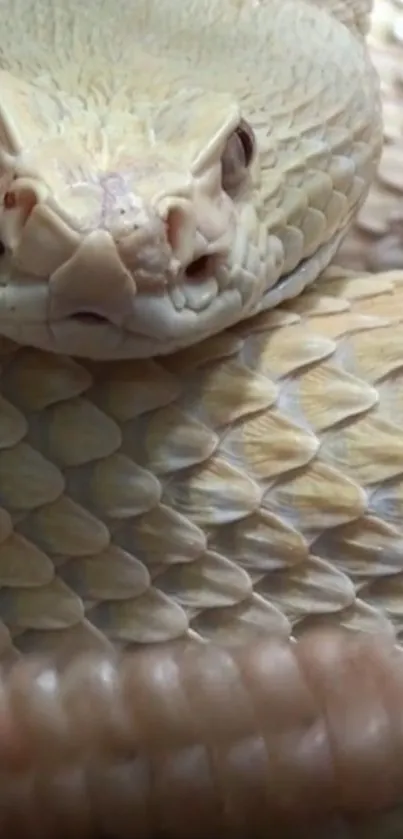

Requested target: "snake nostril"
[{"left": 185, "top": 254, "right": 212, "bottom": 280}]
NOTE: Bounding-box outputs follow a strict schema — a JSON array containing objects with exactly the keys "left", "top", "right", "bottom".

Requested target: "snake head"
[
  {"left": 0, "top": 73, "right": 269, "bottom": 359},
  {"left": 0, "top": 0, "right": 382, "bottom": 359}
]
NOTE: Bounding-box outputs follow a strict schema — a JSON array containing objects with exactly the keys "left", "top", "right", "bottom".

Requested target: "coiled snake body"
[{"left": 0, "top": 0, "right": 402, "bottom": 836}]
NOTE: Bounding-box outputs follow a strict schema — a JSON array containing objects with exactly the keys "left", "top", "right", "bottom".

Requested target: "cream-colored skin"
[
  {"left": 0, "top": 0, "right": 399, "bottom": 683},
  {"left": 1, "top": 4, "right": 403, "bottom": 829},
  {"left": 0, "top": 0, "right": 381, "bottom": 358}
]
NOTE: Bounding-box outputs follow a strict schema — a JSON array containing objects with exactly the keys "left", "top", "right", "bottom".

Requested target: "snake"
[{"left": 1, "top": 0, "right": 403, "bottom": 836}]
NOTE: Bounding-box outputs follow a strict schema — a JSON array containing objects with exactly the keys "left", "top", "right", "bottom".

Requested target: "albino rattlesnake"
[{"left": 0, "top": 1, "right": 402, "bottom": 836}]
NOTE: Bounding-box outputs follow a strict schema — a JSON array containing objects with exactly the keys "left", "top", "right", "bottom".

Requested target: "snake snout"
[{"left": 49, "top": 230, "right": 137, "bottom": 327}]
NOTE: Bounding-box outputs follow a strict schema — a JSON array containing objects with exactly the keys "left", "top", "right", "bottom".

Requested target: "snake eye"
[{"left": 221, "top": 118, "right": 255, "bottom": 193}]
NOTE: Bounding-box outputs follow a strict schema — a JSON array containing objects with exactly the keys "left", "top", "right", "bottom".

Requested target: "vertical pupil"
[{"left": 236, "top": 125, "right": 254, "bottom": 165}]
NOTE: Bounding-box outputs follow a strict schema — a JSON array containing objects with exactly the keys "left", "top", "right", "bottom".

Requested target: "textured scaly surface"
[
  {"left": 0, "top": 0, "right": 401, "bottom": 833},
  {"left": 0, "top": 0, "right": 388, "bottom": 663},
  {"left": 0, "top": 266, "right": 401, "bottom": 663}
]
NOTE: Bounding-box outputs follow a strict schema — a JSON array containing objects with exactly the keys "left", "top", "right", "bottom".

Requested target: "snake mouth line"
[
  {"left": 65, "top": 228, "right": 346, "bottom": 336},
  {"left": 70, "top": 313, "right": 110, "bottom": 325},
  {"left": 0, "top": 227, "right": 347, "bottom": 360}
]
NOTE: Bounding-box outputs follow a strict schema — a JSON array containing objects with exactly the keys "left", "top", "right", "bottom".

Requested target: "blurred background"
[{"left": 339, "top": 0, "right": 403, "bottom": 271}]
